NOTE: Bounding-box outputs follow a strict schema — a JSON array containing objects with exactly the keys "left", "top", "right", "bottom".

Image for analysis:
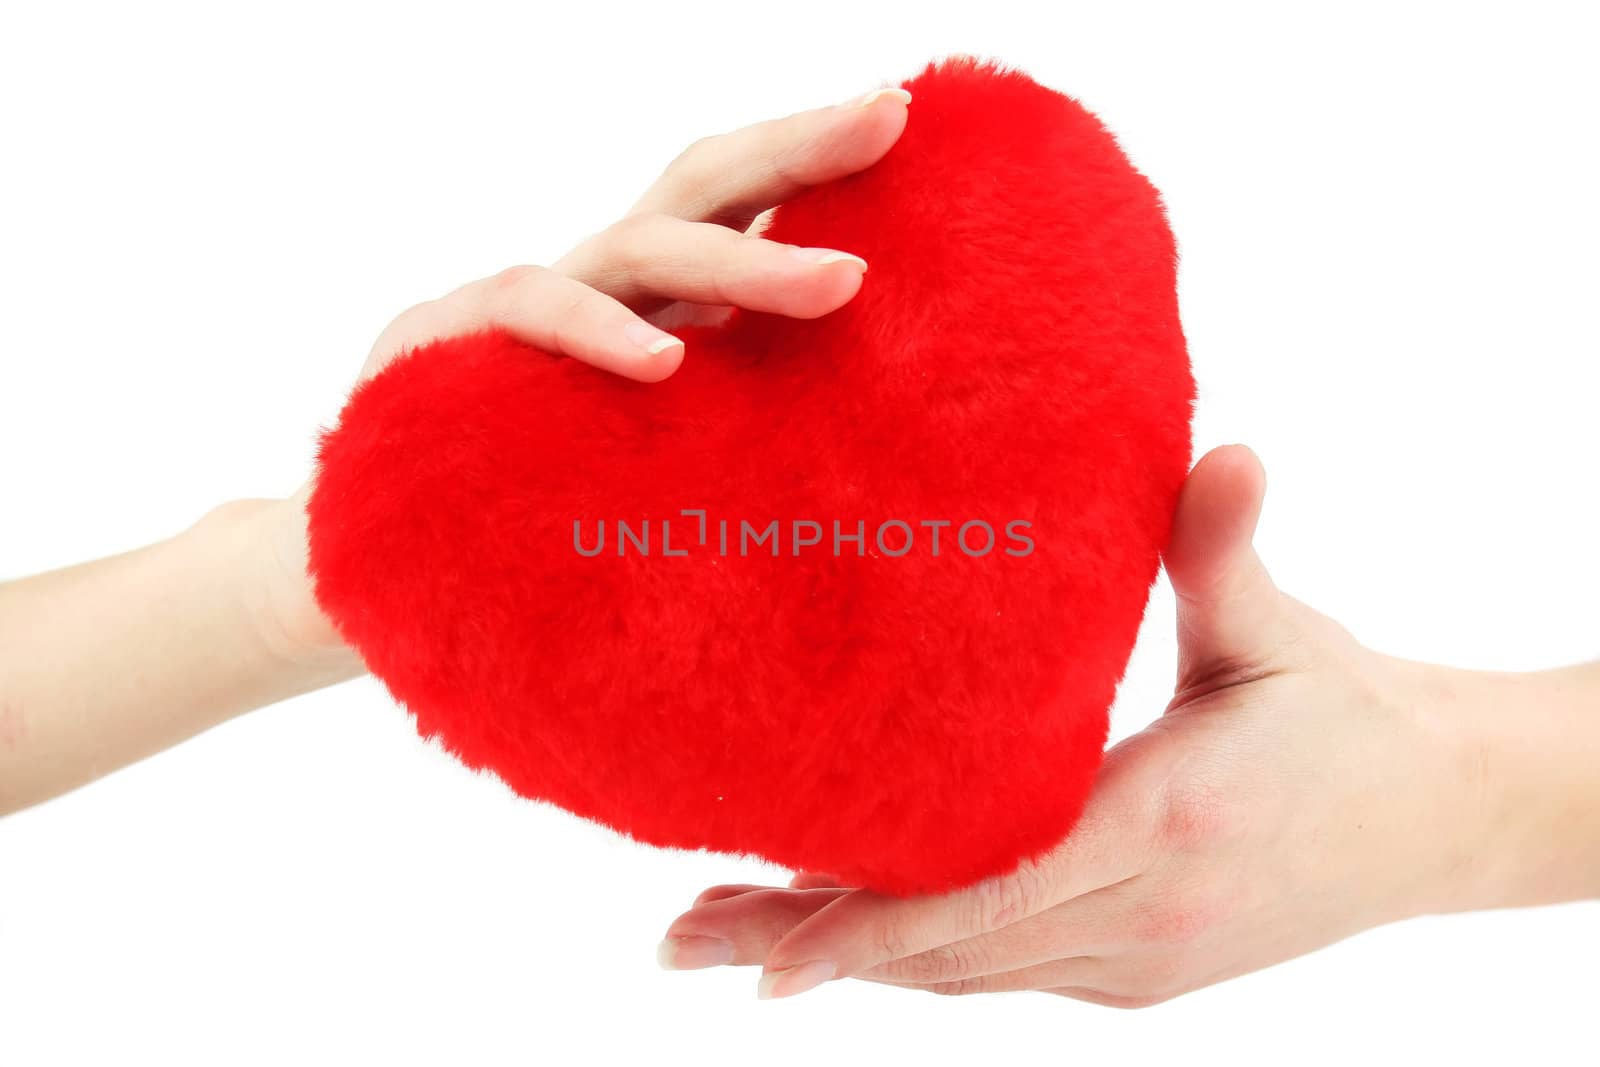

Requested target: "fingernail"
[
  {"left": 656, "top": 935, "right": 735, "bottom": 971},
  {"left": 790, "top": 247, "right": 868, "bottom": 271},
  {"left": 756, "top": 959, "right": 837, "bottom": 1000},
  {"left": 624, "top": 320, "right": 684, "bottom": 357},
  {"left": 842, "top": 86, "right": 912, "bottom": 110}
]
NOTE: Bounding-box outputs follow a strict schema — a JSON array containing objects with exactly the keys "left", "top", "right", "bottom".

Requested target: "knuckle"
[
  {"left": 655, "top": 135, "right": 724, "bottom": 213},
  {"left": 1133, "top": 894, "right": 1217, "bottom": 947},
  {"left": 387, "top": 299, "right": 442, "bottom": 332},
  {"left": 370, "top": 299, "right": 448, "bottom": 354},
  {"left": 1158, "top": 776, "right": 1237, "bottom": 851},
  {"left": 617, "top": 210, "right": 668, "bottom": 238},
  {"left": 600, "top": 213, "right": 666, "bottom": 270},
  {"left": 396, "top": 298, "right": 439, "bottom": 320},
  {"left": 887, "top": 942, "right": 981, "bottom": 986},
  {"left": 968, "top": 863, "right": 1049, "bottom": 933},
  {"left": 487, "top": 263, "right": 547, "bottom": 298},
  {"left": 867, "top": 920, "right": 912, "bottom": 963},
  {"left": 670, "top": 133, "right": 722, "bottom": 176}
]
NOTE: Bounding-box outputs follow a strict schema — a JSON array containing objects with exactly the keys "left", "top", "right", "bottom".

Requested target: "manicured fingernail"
[
  {"left": 790, "top": 247, "right": 868, "bottom": 271},
  {"left": 624, "top": 320, "right": 683, "bottom": 357},
  {"left": 756, "top": 959, "right": 837, "bottom": 1000},
  {"left": 656, "top": 935, "right": 735, "bottom": 970},
  {"left": 843, "top": 86, "right": 912, "bottom": 110}
]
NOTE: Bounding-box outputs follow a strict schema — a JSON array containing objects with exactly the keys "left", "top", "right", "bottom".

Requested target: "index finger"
[{"left": 630, "top": 86, "right": 911, "bottom": 230}]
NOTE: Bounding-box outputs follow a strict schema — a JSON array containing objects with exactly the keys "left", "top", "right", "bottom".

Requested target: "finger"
[
  {"left": 866, "top": 956, "right": 1110, "bottom": 998},
  {"left": 1163, "top": 445, "right": 1294, "bottom": 693},
  {"left": 658, "top": 887, "right": 845, "bottom": 970},
  {"left": 751, "top": 804, "right": 1149, "bottom": 1000},
  {"left": 443, "top": 264, "right": 685, "bottom": 383},
  {"left": 789, "top": 870, "right": 846, "bottom": 890},
  {"left": 690, "top": 883, "right": 780, "bottom": 906},
  {"left": 630, "top": 86, "right": 911, "bottom": 229},
  {"left": 554, "top": 213, "right": 867, "bottom": 319},
  {"left": 860, "top": 878, "right": 1139, "bottom": 986}
]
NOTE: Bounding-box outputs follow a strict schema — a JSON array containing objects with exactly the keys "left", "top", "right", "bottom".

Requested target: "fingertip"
[
  {"left": 838, "top": 86, "right": 913, "bottom": 111},
  {"left": 821, "top": 86, "right": 910, "bottom": 172},
  {"left": 760, "top": 892, "right": 874, "bottom": 977},
  {"left": 794, "top": 262, "right": 867, "bottom": 319},
  {"left": 789, "top": 247, "right": 868, "bottom": 271},
  {"left": 657, "top": 934, "right": 735, "bottom": 971},
  {"left": 854, "top": 91, "right": 910, "bottom": 152},
  {"left": 1166, "top": 443, "right": 1272, "bottom": 602},
  {"left": 623, "top": 339, "right": 685, "bottom": 383},
  {"left": 1209, "top": 443, "right": 1267, "bottom": 491},
  {"left": 753, "top": 248, "right": 868, "bottom": 319},
  {"left": 613, "top": 319, "right": 686, "bottom": 382},
  {"left": 756, "top": 958, "right": 837, "bottom": 1000},
  {"left": 1181, "top": 444, "right": 1267, "bottom": 526}
]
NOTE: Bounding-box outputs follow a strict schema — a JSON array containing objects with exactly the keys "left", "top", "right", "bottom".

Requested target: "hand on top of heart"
[
  {"left": 656, "top": 443, "right": 1600, "bottom": 1006},
  {"left": 258, "top": 85, "right": 913, "bottom": 666}
]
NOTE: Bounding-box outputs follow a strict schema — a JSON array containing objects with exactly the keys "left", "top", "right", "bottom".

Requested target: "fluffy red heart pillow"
[{"left": 307, "top": 57, "right": 1193, "bottom": 897}]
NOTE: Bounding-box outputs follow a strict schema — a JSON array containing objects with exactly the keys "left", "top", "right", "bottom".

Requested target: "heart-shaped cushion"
[{"left": 307, "top": 57, "right": 1193, "bottom": 896}]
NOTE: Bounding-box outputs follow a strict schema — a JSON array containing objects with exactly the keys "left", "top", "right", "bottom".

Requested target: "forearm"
[
  {"left": 1403, "top": 657, "right": 1600, "bottom": 912},
  {"left": 0, "top": 499, "right": 362, "bottom": 813}
]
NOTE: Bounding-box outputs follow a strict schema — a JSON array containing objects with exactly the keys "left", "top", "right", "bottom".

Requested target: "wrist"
[
  {"left": 1396, "top": 657, "right": 1600, "bottom": 913},
  {"left": 199, "top": 492, "right": 365, "bottom": 686}
]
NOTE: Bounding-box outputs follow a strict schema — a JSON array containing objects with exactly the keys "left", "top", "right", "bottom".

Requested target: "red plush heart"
[{"left": 307, "top": 57, "right": 1193, "bottom": 896}]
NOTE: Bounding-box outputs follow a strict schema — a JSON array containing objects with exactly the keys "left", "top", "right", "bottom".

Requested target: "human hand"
[
  {"left": 657, "top": 444, "right": 1600, "bottom": 1005},
  {"left": 251, "top": 85, "right": 914, "bottom": 669}
]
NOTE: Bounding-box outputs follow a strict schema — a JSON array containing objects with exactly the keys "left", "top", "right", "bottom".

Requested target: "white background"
[{"left": 3, "top": 1, "right": 1597, "bottom": 1063}]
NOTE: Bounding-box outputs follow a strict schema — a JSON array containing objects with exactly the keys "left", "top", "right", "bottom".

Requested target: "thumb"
[{"left": 1161, "top": 444, "right": 1291, "bottom": 695}]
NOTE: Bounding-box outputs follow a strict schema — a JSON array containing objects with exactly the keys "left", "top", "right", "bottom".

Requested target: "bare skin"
[
  {"left": 0, "top": 85, "right": 912, "bottom": 813},
  {"left": 3, "top": 85, "right": 1596, "bottom": 1011},
  {"left": 657, "top": 446, "right": 1600, "bottom": 1004}
]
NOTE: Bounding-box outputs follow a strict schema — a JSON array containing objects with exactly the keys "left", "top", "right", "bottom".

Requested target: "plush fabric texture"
[{"left": 307, "top": 57, "right": 1194, "bottom": 896}]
